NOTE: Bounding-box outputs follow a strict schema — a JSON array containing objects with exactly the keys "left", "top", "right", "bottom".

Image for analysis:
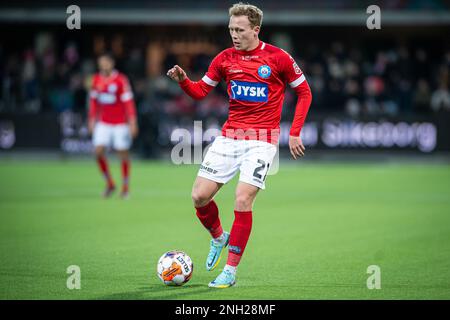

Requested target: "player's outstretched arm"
[{"left": 166, "top": 65, "right": 214, "bottom": 100}]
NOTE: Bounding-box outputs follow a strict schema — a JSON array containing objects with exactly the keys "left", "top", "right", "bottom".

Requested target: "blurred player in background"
[
  {"left": 167, "top": 2, "right": 312, "bottom": 287},
  {"left": 88, "top": 53, "right": 138, "bottom": 199}
]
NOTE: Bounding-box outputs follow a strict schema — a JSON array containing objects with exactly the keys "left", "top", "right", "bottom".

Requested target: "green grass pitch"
[{"left": 0, "top": 158, "right": 449, "bottom": 299}]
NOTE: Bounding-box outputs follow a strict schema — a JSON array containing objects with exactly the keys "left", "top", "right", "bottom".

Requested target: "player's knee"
[
  {"left": 235, "top": 193, "right": 254, "bottom": 211},
  {"left": 191, "top": 190, "right": 210, "bottom": 208},
  {"left": 117, "top": 151, "right": 129, "bottom": 161},
  {"left": 95, "top": 147, "right": 104, "bottom": 158}
]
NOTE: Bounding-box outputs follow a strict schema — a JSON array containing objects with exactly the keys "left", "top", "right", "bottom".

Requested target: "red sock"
[
  {"left": 195, "top": 200, "right": 223, "bottom": 239},
  {"left": 121, "top": 159, "right": 130, "bottom": 192},
  {"left": 97, "top": 156, "right": 114, "bottom": 187},
  {"left": 227, "top": 210, "right": 253, "bottom": 267}
]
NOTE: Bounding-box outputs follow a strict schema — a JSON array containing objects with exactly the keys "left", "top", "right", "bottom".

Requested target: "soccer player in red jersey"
[
  {"left": 167, "top": 3, "right": 312, "bottom": 287},
  {"left": 88, "top": 53, "right": 138, "bottom": 199}
]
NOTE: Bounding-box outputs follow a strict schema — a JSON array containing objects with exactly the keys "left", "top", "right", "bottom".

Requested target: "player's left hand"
[
  {"left": 88, "top": 119, "right": 95, "bottom": 136},
  {"left": 130, "top": 121, "right": 139, "bottom": 138},
  {"left": 289, "top": 135, "right": 305, "bottom": 160}
]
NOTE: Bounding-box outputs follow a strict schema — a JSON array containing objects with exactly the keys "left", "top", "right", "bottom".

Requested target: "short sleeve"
[{"left": 202, "top": 52, "right": 224, "bottom": 87}]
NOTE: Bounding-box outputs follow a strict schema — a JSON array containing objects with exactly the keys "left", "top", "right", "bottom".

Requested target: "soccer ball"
[{"left": 157, "top": 250, "right": 193, "bottom": 286}]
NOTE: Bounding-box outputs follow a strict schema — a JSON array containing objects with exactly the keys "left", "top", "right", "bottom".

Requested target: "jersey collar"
[
  {"left": 233, "top": 40, "right": 264, "bottom": 55},
  {"left": 101, "top": 69, "right": 119, "bottom": 80}
]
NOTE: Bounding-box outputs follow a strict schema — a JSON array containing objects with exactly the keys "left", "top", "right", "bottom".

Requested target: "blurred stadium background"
[
  {"left": 0, "top": 0, "right": 449, "bottom": 158},
  {"left": 0, "top": 0, "right": 449, "bottom": 300}
]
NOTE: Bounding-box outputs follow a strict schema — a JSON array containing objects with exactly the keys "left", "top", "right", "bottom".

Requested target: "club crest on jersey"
[
  {"left": 257, "top": 65, "right": 271, "bottom": 79},
  {"left": 108, "top": 83, "right": 118, "bottom": 93},
  {"left": 230, "top": 80, "right": 268, "bottom": 103}
]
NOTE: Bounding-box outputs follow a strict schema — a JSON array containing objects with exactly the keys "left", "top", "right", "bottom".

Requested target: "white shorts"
[
  {"left": 198, "top": 136, "right": 278, "bottom": 190},
  {"left": 92, "top": 122, "right": 132, "bottom": 150}
]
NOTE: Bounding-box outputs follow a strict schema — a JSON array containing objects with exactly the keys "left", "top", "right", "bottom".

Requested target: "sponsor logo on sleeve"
[{"left": 293, "top": 62, "right": 302, "bottom": 75}]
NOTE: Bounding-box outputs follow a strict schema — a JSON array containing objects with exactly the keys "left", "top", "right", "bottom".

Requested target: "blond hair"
[{"left": 229, "top": 2, "right": 263, "bottom": 28}]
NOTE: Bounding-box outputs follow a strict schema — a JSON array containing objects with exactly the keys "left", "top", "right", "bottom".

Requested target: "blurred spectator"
[
  {"left": 431, "top": 83, "right": 450, "bottom": 112},
  {"left": 1, "top": 28, "right": 449, "bottom": 120},
  {"left": 413, "top": 79, "right": 432, "bottom": 113},
  {"left": 22, "top": 50, "right": 40, "bottom": 113},
  {"left": 2, "top": 56, "right": 21, "bottom": 113}
]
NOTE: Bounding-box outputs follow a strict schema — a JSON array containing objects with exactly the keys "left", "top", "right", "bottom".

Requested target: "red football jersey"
[
  {"left": 88, "top": 70, "right": 136, "bottom": 124},
  {"left": 179, "top": 41, "right": 312, "bottom": 144}
]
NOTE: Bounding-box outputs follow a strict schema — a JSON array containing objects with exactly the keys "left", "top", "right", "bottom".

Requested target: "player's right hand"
[{"left": 166, "top": 65, "right": 187, "bottom": 82}]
